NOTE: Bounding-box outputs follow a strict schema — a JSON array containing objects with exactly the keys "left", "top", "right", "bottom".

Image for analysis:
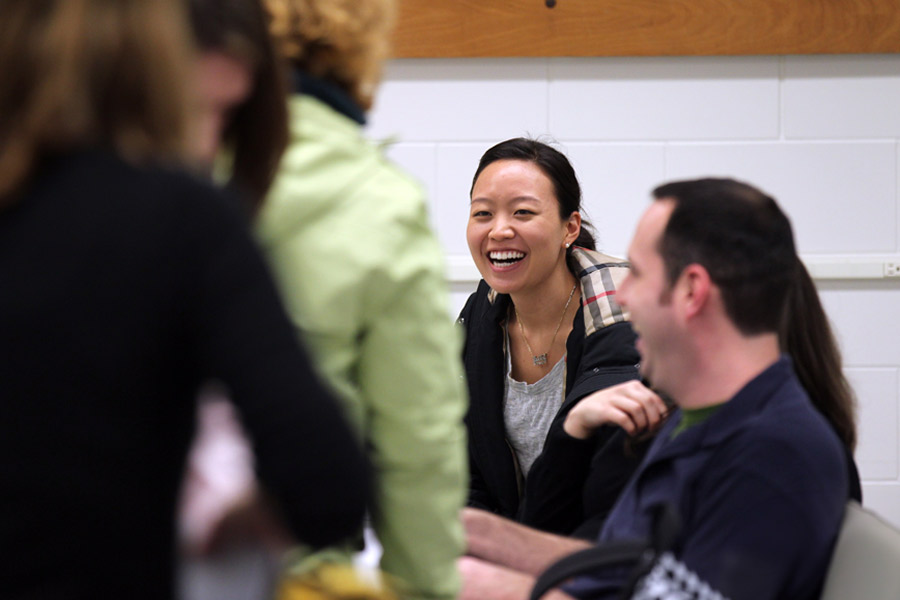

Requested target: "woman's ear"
[{"left": 565, "top": 211, "right": 582, "bottom": 247}]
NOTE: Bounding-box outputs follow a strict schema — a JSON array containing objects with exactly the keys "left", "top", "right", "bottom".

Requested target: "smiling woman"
[
  {"left": 467, "top": 159, "right": 581, "bottom": 307},
  {"left": 459, "top": 138, "right": 668, "bottom": 540}
]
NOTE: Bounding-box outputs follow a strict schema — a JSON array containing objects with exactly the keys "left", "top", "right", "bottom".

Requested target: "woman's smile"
[
  {"left": 488, "top": 250, "right": 526, "bottom": 269},
  {"left": 467, "top": 159, "right": 578, "bottom": 296}
]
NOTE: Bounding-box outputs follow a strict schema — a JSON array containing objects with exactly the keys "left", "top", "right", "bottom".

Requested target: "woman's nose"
[{"left": 489, "top": 218, "right": 514, "bottom": 240}]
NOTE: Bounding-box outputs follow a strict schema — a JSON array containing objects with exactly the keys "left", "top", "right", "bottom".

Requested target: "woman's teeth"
[{"left": 489, "top": 251, "right": 525, "bottom": 267}]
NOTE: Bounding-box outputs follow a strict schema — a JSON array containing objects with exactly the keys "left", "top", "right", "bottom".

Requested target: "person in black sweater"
[{"left": 0, "top": 1, "right": 369, "bottom": 598}]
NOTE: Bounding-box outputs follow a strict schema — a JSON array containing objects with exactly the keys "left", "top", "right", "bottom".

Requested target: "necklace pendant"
[{"left": 533, "top": 353, "right": 548, "bottom": 367}]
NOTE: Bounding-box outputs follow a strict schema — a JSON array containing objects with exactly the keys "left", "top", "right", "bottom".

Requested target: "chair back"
[{"left": 820, "top": 501, "right": 900, "bottom": 599}]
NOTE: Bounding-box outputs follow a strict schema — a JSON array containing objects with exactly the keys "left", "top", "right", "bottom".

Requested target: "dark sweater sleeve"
[
  {"left": 518, "top": 423, "right": 598, "bottom": 537},
  {"left": 458, "top": 291, "right": 502, "bottom": 514},
  {"left": 518, "top": 323, "right": 642, "bottom": 537},
  {"left": 184, "top": 186, "right": 370, "bottom": 548},
  {"left": 466, "top": 451, "right": 502, "bottom": 512}
]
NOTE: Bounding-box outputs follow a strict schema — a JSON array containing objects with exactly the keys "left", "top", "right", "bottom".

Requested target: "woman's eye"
[
  {"left": 515, "top": 209, "right": 534, "bottom": 216},
  {"left": 472, "top": 210, "right": 490, "bottom": 218}
]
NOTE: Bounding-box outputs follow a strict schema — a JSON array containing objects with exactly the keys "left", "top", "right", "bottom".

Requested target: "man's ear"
[{"left": 677, "top": 263, "right": 711, "bottom": 320}]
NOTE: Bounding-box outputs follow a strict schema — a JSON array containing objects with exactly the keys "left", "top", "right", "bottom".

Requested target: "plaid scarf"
[{"left": 569, "top": 247, "right": 630, "bottom": 336}]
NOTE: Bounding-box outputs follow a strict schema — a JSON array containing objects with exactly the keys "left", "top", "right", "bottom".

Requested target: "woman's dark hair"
[
  {"left": 782, "top": 259, "right": 857, "bottom": 451},
  {"left": 471, "top": 138, "right": 597, "bottom": 267},
  {"left": 188, "top": 0, "right": 288, "bottom": 211}
]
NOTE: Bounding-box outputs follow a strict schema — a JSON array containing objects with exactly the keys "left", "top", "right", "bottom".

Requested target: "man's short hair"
[{"left": 652, "top": 178, "right": 798, "bottom": 336}]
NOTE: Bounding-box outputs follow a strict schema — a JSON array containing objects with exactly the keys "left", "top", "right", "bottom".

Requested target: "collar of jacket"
[
  {"left": 292, "top": 69, "right": 366, "bottom": 125},
  {"left": 645, "top": 355, "right": 795, "bottom": 464}
]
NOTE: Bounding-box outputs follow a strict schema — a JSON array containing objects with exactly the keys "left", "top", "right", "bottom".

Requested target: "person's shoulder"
[
  {"left": 571, "top": 248, "right": 632, "bottom": 336},
  {"left": 571, "top": 248, "right": 631, "bottom": 295},
  {"left": 268, "top": 102, "right": 426, "bottom": 240},
  {"left": 350, "top": 142, "right": 426, "bottom": 224},
  {"left": 571, "top": 248, "right": 630, "bottom": 271},
  {"left": 714, "top": 380, "right": 847, "bottom": 490},
  {"left": 138, "top": 161, "right": 249, "bottom": 236},
  {"left": 759, "top": 373, "right": 841, "bottom": 440},
  {"left": 459, "top": 280, "right": 495, "bottom": 321},
  {"left": 289, "top": 94, "right": 422, "bottom": 203},
  {"left": 46, "top": 149, "right": 234, "bottom": 219},
  {"left": 330, "top": 159, "right": 434, "bottom": 271}
]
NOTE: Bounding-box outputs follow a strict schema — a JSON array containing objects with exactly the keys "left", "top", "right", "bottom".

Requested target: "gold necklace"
[{"left": 515, "top": 283, "right": 578, "bottom": 367}]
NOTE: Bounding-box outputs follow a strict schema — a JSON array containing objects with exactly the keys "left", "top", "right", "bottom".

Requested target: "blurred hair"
[
  {"left": 0, "top": 0, "right": 191, "bottom": 206},
  {"left": 264, "top": 0, "right": 396, "bottom": 110},
  {"left": 189, "top": 0, "right": 289, "bottom": 209},
  {"left": 471, "top": 137, "right": 598, "bottom": 273}
]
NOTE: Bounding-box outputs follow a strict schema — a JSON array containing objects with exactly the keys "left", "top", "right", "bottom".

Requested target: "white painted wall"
[{"left": 366, "top": 54, "right": 900, "bottom": 527}]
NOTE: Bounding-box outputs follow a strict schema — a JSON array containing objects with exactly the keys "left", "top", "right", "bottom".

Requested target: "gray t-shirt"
[{"left": 503, "top": 332, "right": 566, "bottom": 477}]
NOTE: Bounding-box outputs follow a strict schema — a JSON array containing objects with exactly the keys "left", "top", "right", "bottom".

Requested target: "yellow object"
[{"left": 277, "top": 564, "right": 398, "bottom": 600}]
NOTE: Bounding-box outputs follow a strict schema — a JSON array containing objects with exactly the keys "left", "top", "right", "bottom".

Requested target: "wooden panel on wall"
[{"left": 393, "top": 0, "right": 900, "bottom": 58}]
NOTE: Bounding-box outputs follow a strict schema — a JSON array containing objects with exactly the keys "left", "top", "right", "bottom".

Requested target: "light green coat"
[{"left": 255, "top": 94, "right": 467, "bottom": 600}]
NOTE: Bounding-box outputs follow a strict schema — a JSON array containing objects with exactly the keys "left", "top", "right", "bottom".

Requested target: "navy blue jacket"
[{"left": 565, "top": 357, "right": 847, "bottom": 600}]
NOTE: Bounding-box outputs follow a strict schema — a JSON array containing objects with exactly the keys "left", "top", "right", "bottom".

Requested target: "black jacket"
[{"left": 459, "top": 249, "right": 649, "bottom": 539}]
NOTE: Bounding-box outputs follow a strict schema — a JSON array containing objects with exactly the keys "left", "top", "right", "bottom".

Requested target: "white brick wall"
[{"left": 366, "top": 54, "right": 900, "bottom": 527}]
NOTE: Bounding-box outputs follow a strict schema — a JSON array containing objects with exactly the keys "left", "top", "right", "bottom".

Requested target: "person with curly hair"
[{"left": 256, "top": 1, "right": 468, "bottom": 598}]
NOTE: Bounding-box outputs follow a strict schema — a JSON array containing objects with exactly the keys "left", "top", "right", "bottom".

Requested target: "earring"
[{"left": 565, "top": 242, "right": 571, "bottom": 248}]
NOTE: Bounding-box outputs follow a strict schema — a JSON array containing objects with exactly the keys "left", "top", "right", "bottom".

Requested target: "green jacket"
[{"left": 255, "top": 94, "right": 468, "bottom": 600}]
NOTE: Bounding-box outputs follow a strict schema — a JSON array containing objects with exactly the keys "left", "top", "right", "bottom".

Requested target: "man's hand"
[{"left": 463, "top": 508, "right": 591, "bottom": 575}]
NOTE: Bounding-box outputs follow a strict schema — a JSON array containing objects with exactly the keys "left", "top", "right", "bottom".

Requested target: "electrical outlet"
[{"left": 885, "top": 262, "right": 900, "bottom": 278}]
